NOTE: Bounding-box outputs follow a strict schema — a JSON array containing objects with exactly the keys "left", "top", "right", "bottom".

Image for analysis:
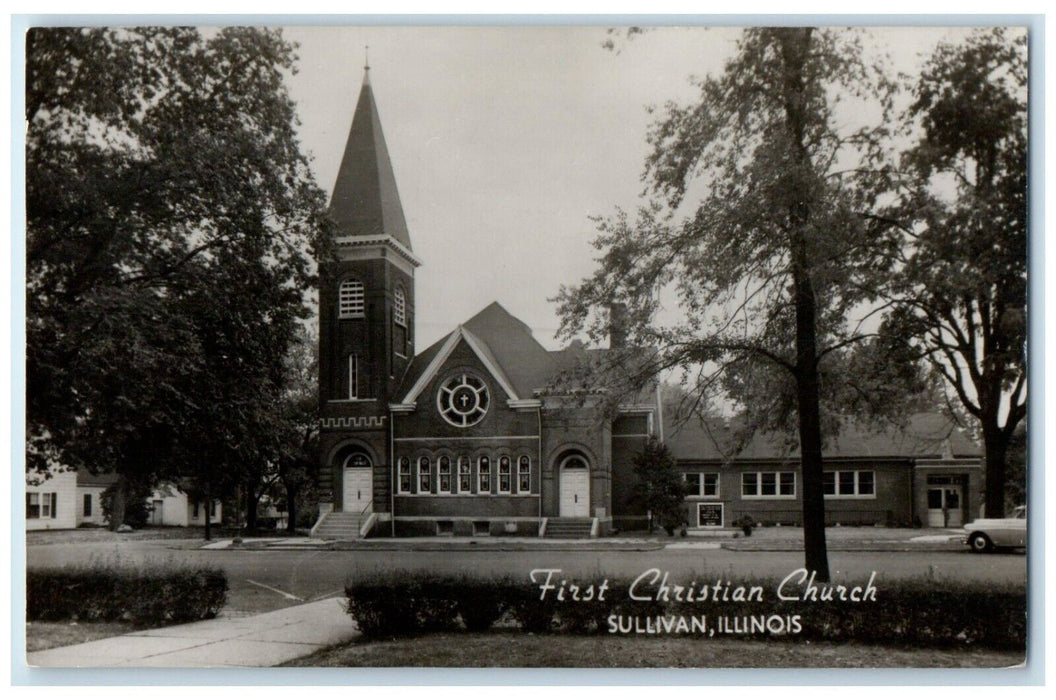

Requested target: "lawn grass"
[
  {"left": 26, "top": 621, "right": 138, "bottom": 653},
  {"left": 282, "top": 632, "right": 1024, "bottom": 669}
]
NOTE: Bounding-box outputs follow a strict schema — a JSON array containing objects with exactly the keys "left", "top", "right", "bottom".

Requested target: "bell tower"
[{"left": 317, "top": 64, "right": 421, "bottom": 518}]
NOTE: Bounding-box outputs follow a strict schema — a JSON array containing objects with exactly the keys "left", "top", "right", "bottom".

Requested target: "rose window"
[{"left": 437, "top": 373, "right": 489, "bottom": 427}]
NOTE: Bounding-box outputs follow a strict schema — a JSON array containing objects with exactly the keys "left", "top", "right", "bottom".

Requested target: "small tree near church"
[{"left": 630, "top": 438, "right": 687, "bottom": 534}]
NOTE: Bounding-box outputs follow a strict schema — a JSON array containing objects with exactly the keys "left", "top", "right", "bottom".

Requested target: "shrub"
[
  {"left": 27, "top": 562, "right": 227, "bottom": 626},
  {"left": 340, "top": 570, "right": 1026, "bottom": 649}
]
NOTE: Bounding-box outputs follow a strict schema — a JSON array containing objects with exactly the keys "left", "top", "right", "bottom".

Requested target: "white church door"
[
  {"left": 343, "top": 452, "right": 373, "bottom": 514},
  {"left": 559, "top": 456, "right": 590, "bottom": 517}
]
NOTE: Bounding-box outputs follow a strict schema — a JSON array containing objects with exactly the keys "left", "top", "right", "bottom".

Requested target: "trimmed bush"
[
  {"left": 27, "top": 563, "right": 227, "bottom": 626},
  {"left": 343, "top": 570, "right": 1026, "bottom": 649}
]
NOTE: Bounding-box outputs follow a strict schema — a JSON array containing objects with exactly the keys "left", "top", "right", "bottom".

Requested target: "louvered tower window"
[
  {"left": 338, "top": 279, "right": 365, "bottom": 318},
  {"left": 394, "top": 286, "right": 406, "bottom": 327}
]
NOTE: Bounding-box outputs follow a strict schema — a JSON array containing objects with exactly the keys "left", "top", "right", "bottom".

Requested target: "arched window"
[
  {"left": 518, "top": 456, "right": 531, "bottom": 493},
  {"left": 438, "top": 456, "right": 452, "bottom": 493},
  {"left": 338, "top": 279, "right": 365, "bottom": 319},
  {"left": 478, "top": 456, "right": 491, "bottom": 494},
  {"left": 457, "top": 456, "right": 472, "bottom": 493},
  {"left": 417, "top": 457, "right": 432, "bottom": 494},
  {"left": 498, "top": 456, "right": 512, "bottom": 494},
  {"left": 397, "top": 457, "right": 411, "bottom": 494},
  {"left": 394, "top": 286, "right": 407, "bottom": 327}
]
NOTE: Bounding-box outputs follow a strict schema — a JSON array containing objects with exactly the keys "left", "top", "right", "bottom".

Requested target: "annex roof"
[{"left": 665, "top": 413, "right": 980, "bottom": 463}]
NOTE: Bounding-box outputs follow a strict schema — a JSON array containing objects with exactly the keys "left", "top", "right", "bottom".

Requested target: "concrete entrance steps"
[
  {"left": 544, "top": 518, "right": 594, "bottom": 539},
  {"left": 311, "top": 511, "right": 365, "bottom": 540}
]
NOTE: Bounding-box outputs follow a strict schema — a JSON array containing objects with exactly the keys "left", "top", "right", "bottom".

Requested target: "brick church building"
[
  {"left": 311, "top": 69, "right": 659, "bottom": 539},
  {"left": 310, "top": 70, "right": 983, "bottom": 540}
]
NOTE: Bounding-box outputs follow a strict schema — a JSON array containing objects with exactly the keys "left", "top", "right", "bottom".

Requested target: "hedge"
[
  {"left": 27, "top": 563, "right": 227, "bottom": 626},
  {"left": 344, "top": 571, "right": 1026, "bottom": 649}
]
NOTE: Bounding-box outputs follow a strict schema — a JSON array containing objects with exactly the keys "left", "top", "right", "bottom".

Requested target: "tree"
[
  {"left": 630, "top": 438, "right": 686, "bottom": 534},
  {"left": 25, "top": 27, "right": 331, "bottom": 526},
  {"left": 275, "top": 328, "right": 321, "bottom": 534},
  {"left": 555, "top": 28, "right": 903, "bottom": 580},
  {"left": 890, "top": 28, "right": 1027, "bottom": 518}
]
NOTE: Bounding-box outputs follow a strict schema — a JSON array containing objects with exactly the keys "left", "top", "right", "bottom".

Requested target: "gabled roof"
[
  {"left": 396, "top": 302, "right": 558, "bottom": 406},
  {"left": 664, "top": 413, "right": 980, "bottom": 463},
  {"left": 328, "top": 70, "right": 412, "bottom": 251}
]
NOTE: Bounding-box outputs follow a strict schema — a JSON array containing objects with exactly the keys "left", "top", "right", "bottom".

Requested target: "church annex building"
[{"left": 309, "top": 70, "right": 983, "bottom": 540}]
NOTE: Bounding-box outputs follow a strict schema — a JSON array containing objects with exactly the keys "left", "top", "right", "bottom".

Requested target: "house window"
[
  {"left": 685, "top": 473, "right": 702, "bottom": 496},
  {"left": 518, "top": 456, "right": 531, "bottom": 493},
  {"left": 211, "top": 500, "right": 219, "bottom": 517},
  {"left": 192, "top": 501, "right": 199, "bottom": 519},
  {"left": 742, "top": 472, "right": 795, "bottom": 498},
  {"left": 338, "top": 279, "right": 365, "bottom": 319},
  {"left": 823, "top": 470, "right": 876, "bottom": 497},
  {"left": 27, "top": 493, "right": 57, "bottom": 519},
  {"left": 478, "top": 456, "right": 491, "bottom": 493},
  {"left": 498, "top": 456, "right": 512, "bottom": 494},
  {"left": 703, "top": 473, "right": 719, "bottom": 497},
  {"left": 418, "top": 457, "right": 432, "bottom": 494},
  {"left": 458, "top": 457, "right": 472, "bottom": 493},
  {"left": 394, "top": 286, "right": 407, "bottom": 327},
  {"left": 439, "top": 456, "right": 452, "bottom": 493},
  {"left": 398, "top": 457, "right": 412, "bottom": 494},
  {"left": 83, "top": 493, "right": 93, "bottom": 517}
]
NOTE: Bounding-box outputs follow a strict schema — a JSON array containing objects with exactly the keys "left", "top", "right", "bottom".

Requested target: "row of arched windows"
[
  {"left": 337, "top": 278, "right": 406, "bottom": 327},
  {"left": 397, "top": 454, "right": 532, "bottom": 496}
]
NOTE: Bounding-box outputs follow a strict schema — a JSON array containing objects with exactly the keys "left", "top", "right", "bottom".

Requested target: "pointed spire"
[{"left": 328, "top": 64, "right": 412, "bottom": 251}]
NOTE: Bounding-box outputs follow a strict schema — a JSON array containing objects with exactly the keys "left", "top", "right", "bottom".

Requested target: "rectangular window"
[
  {"left": 193, "top": 501, "right": 200, "bottom": 519},
  {"left": 83, "top": 493, "right": 93, "bottom": 517},
  {"left": 439, "top": 457, "right": 452, "bottom": 493},
  {"left": 498, "top": 457, "right": 512, "bottom": 494},
  {"left": 39, "top": 493, "right": 56, "bottom": 518},
  {"left": 418, "top": 458, "right": 432, "bottom": 494},
  {"left": 824, "top": 470, "right": 876, "bottom": 498},
  {"left": 211, "top": 500, "right": 218, "bottom": 517},
  {"left": 478, "top": 457, "right": 491, "bottom": 494},
  {"left": 458, "top": 457, "right": 472, "bottom": 493},
  {"left": 27, "top": 493, "right": 39, "bottom": 519},
  {"left": 348, "top": 355, "right": 359, "bottom": 399},
  {"left": 742, "top": 472, "right": 795, "bottom": 499},
  {"left": 684, "top": 473, "right": 702, "bottom": 497},
  {"left": 702, "top": 473, "right": 719, "bottom": 497},
  {"left": 398, "top": 459, "right": 412, "bottom": 494},
  {"left": 518, "top": 456, "right": 531, "bottom": 493}
]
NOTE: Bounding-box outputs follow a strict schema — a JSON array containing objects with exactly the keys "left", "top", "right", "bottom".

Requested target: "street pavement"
[{"left": 26, "top": 597, "right": 356, "bottom": 668}]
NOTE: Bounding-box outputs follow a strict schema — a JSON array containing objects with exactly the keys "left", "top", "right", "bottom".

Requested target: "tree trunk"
[
  {"left": 203, "top": 484, "right": 212, "bottom": 541},
  {"left": 982, "top": 422, "right": 1010, "bottom": 518},
  {"left": 109, "top": 474, "right": 128, "bottom": 531},
  {"left": 285, "top": 482, "right": 299, "bottom": 534},
  {"left": 246, "top": 490, "right": 259, "bottom": 534},
  {"left": 794, "top": 269, "right": 831, "bottom": 582}
]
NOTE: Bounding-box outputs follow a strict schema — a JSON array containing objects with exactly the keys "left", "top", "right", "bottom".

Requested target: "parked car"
[{"left": 963, "top": 505, "right": 1026, "bottom": 553}]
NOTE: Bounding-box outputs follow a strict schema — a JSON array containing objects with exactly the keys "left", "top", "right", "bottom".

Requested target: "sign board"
[{"left": 697, "top": 502, "right": 724, "bottom": 528}]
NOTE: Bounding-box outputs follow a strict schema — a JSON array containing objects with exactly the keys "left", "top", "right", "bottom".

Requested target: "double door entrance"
[
  {"left": 343, "top": 452, "right": 373, "bottom": 514},
  {"left": 558, "top": 455, "right": 590, "bottom": 518},
  {"left": 927, "top": 484, "right": 963, "bottom": 527}
]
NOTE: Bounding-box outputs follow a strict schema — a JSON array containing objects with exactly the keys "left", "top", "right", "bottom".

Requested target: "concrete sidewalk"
[{"left": 27, "top": 597, "right": 357, "bottom": 668}]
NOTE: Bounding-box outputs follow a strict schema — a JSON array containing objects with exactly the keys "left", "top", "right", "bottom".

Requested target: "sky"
[{"left": 283, "top": 25, "right": 978, "bottom": 352}]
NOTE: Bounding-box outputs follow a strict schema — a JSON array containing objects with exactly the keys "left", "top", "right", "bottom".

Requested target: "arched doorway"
[
  {"left": 342, "top": 451, "right": 373, "bottom": 513},
  {"left": 559, "top": 454, "right": 590, "bottom": 517}
]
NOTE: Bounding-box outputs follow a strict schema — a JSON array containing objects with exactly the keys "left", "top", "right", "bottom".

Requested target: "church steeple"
[{"left": 328, "top": 67, "right": 413, "bottom": 252}]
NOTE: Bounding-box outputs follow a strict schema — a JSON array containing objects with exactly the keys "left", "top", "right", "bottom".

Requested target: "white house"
[
  {"left": 147, "top": 482, "right": 221, "bottom": 527},
  {"left": 26, "top": 468, "right": 220, "bottom": 530}
]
